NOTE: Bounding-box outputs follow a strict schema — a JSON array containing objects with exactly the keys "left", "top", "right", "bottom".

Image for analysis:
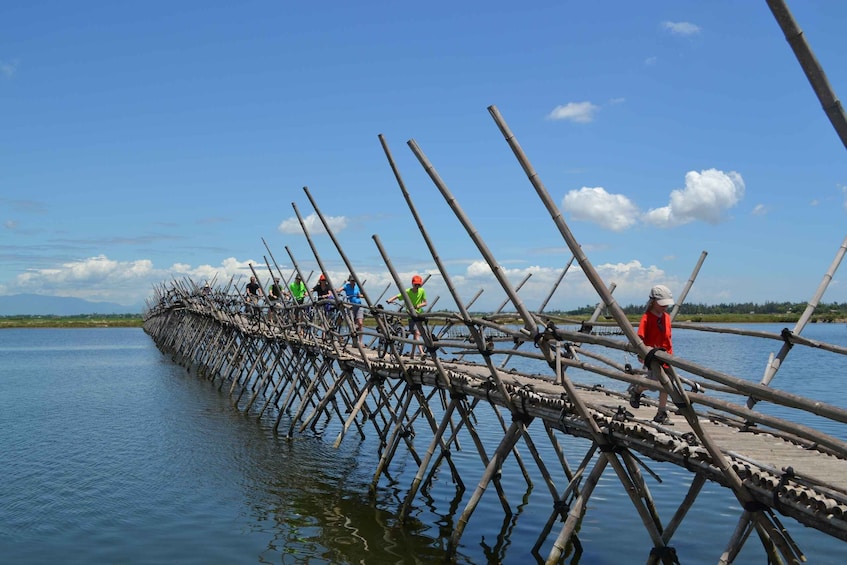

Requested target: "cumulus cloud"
[
  {"left": 662, "top": 21, "right": 701, "bottom": 36},
  {"left": 278, "top": 212, "right": 347, "bottom": 235},
  {"left": 643, "top": 169, "right": 745, "bottom": 228},
  {"left": 466, "top": 260, "right": 494, "bottom": 278},
  {"left": 562, "top": 187, "right": 640, "bottom": 231},
  {"left": 8, "top": 255, "right": 268, "bottom": 305},
  {"left": 547, "top": 102, "right": 599, "bottom": 123},
  {"left": 455, "top": 258, "right": 675, "bottom": 309},
  {"left": 14, "top": 255, "right": 155, "bottom": 301}
]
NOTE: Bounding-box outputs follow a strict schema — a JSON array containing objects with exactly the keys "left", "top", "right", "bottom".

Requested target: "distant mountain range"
[{"left": 0, "top": 294, "right": 143, "bottom": 316}]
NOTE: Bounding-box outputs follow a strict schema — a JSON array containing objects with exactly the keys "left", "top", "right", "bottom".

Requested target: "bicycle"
[
  {"left": 324, "top": 301, "right": 348, "bottom": 344},
  {"left": 375, "top": 303, "right": 406, "bottom": 359}
]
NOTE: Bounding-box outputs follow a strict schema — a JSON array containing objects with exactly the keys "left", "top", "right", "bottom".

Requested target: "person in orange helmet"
[
  {"left": 311, "top": 273, "right": 333, "bottom": 301},
  {"left": 387, "top": 275, "right": 428, "bottom": 358}
]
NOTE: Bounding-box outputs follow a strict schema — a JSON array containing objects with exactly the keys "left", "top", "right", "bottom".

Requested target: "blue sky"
[{"left": 2, "top": 1, "right": 846, "bottom": 313}]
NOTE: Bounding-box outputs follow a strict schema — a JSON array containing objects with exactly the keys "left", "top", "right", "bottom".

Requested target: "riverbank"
[{"left": 0, "top": 315, "right": 144, "bottom": 329}]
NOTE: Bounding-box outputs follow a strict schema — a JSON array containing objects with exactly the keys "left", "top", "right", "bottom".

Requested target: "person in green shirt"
[
  {"left": 288, "top": 273, "right": 308, "bottom": 331},
  {"left": 387, "top": 275, "right": 427, "bottom": 358},
  {"left": 289, "top": 274, "right": 307, "bottom": 304}
]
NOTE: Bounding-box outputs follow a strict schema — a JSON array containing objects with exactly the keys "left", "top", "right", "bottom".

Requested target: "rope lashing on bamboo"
[
  {"left": 742, "top": 500, "right": 769, "bottom": 513},
  {"left": 553, "top": 499, "right": 570, "bottom": 519},
  {"left": 513, "top": 387, "right": 535, "bottom": 423},
  {"left": 780, "top": 327, "right": 796, "bottom": 349},
  {"left": 649, "top": 546, "right": 680, "bottom": 565},
  {"left": 775, "top": 466, "right": 796, "bottom": 516},
  {"left": 512, "top": 410, "right": 533, "bottom": 425},
  {"left": 476, "top": 376, "right": 498, "bottom": 404},
  {"left": 643, "top": 347, "right": 665, "bottom": 369},
  {"left": 597, "top": 442, "right": 626, "bottom": 454},
  {"left": 368, "top": 374, "right": 386, "bottom": 385},
  {"left": 536, "top": 320, "right": 565, "bottom": 346},
  {"left": 681, "top": 432, "right": 698, "bottom": 446},
  {"left": 613, "top": 406, "right": 634, "bottom": 422}
]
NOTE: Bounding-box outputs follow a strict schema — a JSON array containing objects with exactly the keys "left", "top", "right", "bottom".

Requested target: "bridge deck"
[{"left": 313, "top": 331, "right": 847, "bottom": 541}]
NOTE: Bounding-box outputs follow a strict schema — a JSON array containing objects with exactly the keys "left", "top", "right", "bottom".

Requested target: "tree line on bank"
[{"left": 565, "top": 301, "right": 847, "bottom": 318}]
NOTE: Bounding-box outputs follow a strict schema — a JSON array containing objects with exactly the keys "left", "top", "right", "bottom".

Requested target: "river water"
[{"left": 1, "top": 325, "right": 845, "bottom": 564}]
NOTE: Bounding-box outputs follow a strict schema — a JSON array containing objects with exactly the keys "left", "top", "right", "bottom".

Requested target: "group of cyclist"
[{"left": 237, "top": 272, "right": 426, "bottom": 348}]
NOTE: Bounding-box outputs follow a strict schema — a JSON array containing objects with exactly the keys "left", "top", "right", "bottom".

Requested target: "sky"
[{"left": 2, "top": 1, "right": 846, "bottom": 314}]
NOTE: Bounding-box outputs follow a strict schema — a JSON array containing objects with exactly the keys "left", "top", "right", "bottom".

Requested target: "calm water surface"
[{"left": 1, "top": 326, "right": 845, "bottom": 564}]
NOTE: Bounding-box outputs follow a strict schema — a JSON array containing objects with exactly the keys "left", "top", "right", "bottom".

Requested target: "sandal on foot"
[
  {"left": 652, "top": 409, "right": 672, "bottom": 425},
  {"left": 627, "top": 384, "right": 642, "bottom": 409}
]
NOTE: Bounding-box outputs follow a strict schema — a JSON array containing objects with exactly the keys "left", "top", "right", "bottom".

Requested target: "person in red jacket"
[{"left": 628, "top": 284, "right": 674, "bottom": 424}]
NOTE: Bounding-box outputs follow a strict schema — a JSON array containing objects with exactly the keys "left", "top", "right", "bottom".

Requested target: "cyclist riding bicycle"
[
  {"left": 387, "top": 275, "right": 427, "bottom": 358},
  {"left": 337, "top": 274, "right": 364, "bottom": 336}
]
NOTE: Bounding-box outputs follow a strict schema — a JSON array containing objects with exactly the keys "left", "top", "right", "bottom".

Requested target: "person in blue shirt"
[{"left": 338, "top": 274, "right": 364, "bottom": 335}]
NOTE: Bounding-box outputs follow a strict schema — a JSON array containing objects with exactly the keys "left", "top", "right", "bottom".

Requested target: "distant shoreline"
[{"left": 0, "top": 316, "right": 144, "bottom": 329}]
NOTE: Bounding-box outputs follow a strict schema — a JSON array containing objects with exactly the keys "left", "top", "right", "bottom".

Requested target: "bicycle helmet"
[
  {"left": 411, "top": 275, "right": 423, "bottom": 286},
  {"left": 319, "top": 273, "right": 326, "bottom": 281}
]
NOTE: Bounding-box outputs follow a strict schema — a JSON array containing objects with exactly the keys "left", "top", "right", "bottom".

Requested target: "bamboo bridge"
[{"left": 143, "top": 2, "right": 847, "bottom": 563}]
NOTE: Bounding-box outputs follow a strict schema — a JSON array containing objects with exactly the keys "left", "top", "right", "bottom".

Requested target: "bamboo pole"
[
  {"left": 546, "top": 455, "right": 608, "bottom": 564},
  {"left": 747, "top": 234, "right": 847, "bottom": 409},
  {"left": 766, "top": 0, "right": 847, "bottom": 150},
  {"left": 448, "top": 419, "right": 525, "bottom": 553}
]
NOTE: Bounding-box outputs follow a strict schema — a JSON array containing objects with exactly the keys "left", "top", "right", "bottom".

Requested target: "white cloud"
[
  {"left": 466, "top": 260, "right": 494, "bottom": 278},
  {"left": 14, "top": 255, "right": 155, "bottom": 302},
  {"left": 278, "top": 212, "right": 347, "bottom": 235},
  {"left": 562, "top": 187, "right": 640, "bottom": 231},
  {"left": 547, "top": 102, "right": 599, "bottom": 123},
  {"left": 644, "top": 56, "right": 658, "bottom": 66},
  {"left": 643, "top": 169, "right": 745, "bottom": 228},
  {"left": 752, "top": 204, "right": 767, "bottom": 216},
  {"left": 8, "top": 255, "right": 268, "bottom": 306},
  {"left": 662, "top": 21, "right": 701, "bottom": 36}
]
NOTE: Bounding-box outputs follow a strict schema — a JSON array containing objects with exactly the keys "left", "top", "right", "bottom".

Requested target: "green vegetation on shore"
[{"left": 0, "top": 314, "right": 144, "bottom": 329}]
